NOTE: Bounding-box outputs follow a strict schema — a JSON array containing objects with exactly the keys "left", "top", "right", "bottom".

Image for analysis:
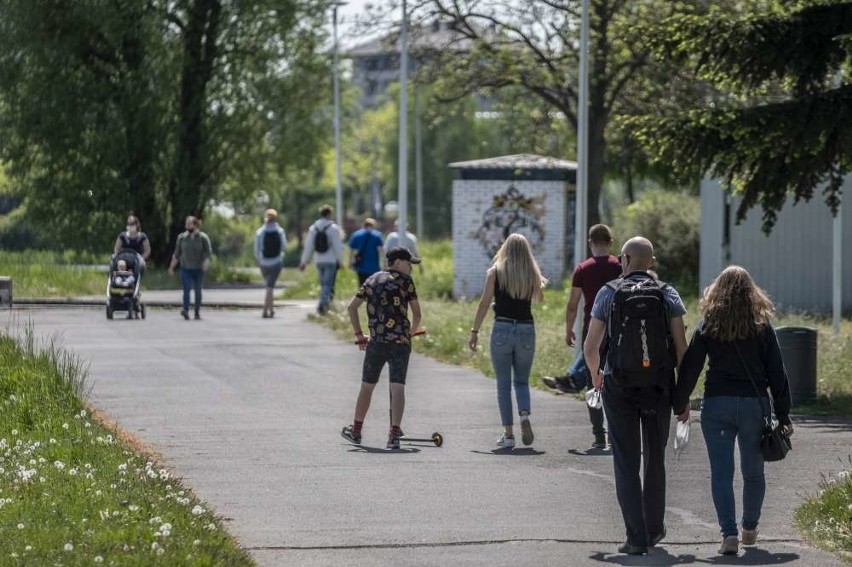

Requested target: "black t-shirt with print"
[{"left": 357, "top": 269, "right": 418, "bottom": 344}]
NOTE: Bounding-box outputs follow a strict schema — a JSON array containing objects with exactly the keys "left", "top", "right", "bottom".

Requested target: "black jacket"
[{"left": 674, "top": 319, "right": 792, "bottom": 424}]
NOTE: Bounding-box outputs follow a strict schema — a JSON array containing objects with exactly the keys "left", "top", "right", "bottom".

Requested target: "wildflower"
[
  {"left": 62, "top": 423, "right": 69, "bottom": 430},
  {"left": 838, "top": 470, "right": 850, "bottom": 480},
  {"left": 64, "top": 543, "right": 73, "bottom": 552},
  {"left": 24, "top": 546, "right": 31, "bottom": 552},
  {"left": 128, "top": 504, "right": 139, "bottom": 512},
  {"left": 157, "top": 548, "right": 165, "bottom": 556},
  {"left": 151, "top": 542, "right": 159, "bottom": 551},
  {"left": 17, "top": 523, "right": 24, "bottom": 529},
  {"left": 94, "top": 557, "right": 103, "bottom": 563},
  {"left": 49, "top": 438, "right": 57, "bottom": 444},
  {"left": 205, "top": 523, "right": 216, "bottom": 531},
  {"left": 54, "top": 461, "right": 65, "bottom": 471},
  {"left": 191, "top": 505, "right": 205, "bottom": 516},
  {"left": 80, "top": 409, "right": 87, "bottom": 418},
  {"left": 8, "top": 394, "right": 16, "bottom": 402},
  {"left": 118, "top": 463, "right": 127, "bottom": 472},
  {"left": 193, "top": 540, "right": 201, "bottom": 546}
]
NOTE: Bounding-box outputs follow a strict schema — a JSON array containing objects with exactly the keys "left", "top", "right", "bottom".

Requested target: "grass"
[
  {"left": 794, "top": 457, "right": 852, "bottom": 563},
  {"left": 296, "top": 241, "right": 852, "bottom": 415},
  {"left": 0, "top": 328, "right": 254, "bottom": 565}
]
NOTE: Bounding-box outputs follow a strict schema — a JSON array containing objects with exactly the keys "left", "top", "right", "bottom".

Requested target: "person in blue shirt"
[{"left": 348, "top": 217, "right": 384, "bottom": 286}]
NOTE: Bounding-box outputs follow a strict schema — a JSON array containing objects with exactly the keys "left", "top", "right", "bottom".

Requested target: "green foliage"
[
  {"left": 794, "top": 456, "right": 852, "bottom": 559},
  {"left": 632, "top": 1, "right": 851, "bottom": 232},
  {"left": 0, "top": 330, "right": 254, "bottom": 564},
  {"left": 612, "top": 189, "right": 700, "bottom": 286}
]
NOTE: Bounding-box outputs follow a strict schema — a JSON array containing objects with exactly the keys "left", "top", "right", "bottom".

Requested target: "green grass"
[
  {"left": 794, "top": 457, "right": 852, "bottom": 563},
  {"left": 296, "top": 240, "right": 852, "bottom": 413},
  {"left": 0, "top": 329, "right": 254, "bottom": 565}
]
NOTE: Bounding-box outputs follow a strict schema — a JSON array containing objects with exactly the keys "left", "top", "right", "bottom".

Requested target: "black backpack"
[
  {"left": 314, "top": 224, "right": 330, "bottom": 253},
  {"left": 605, "top": 275, "right": 674, "bottom": 387},
  {"left": 262, "top": 230, "right": 282, "bottom": 258}
]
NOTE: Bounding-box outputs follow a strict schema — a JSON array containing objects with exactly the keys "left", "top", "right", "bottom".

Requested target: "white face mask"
[{"left": 127, "top": 225, "right": 138, "bottom": 235}]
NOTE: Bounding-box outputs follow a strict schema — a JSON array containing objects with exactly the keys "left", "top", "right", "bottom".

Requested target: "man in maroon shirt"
[{"left": 543, "top": 224, "right": 622, "bottom": 449}]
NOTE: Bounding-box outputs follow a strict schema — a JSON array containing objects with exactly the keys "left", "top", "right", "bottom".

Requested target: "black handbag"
[{"left": 733, "top": 343, "right": 792, "bottom": 462}]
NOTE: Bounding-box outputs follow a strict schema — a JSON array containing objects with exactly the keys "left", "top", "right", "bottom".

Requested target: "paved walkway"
[{"left": 3, "top": 291, "right": 850, "bottom": 566}]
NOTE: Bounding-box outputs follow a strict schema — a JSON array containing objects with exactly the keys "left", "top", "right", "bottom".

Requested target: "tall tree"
[
  {"left": 416, "top": 0, "right": 700, "bottom": 232},
  {"left": 0, "top": 0, "right": 333, "bottom": 263},
  {"left": 630, "top": 1, "right": 850, "bottom": 230}
]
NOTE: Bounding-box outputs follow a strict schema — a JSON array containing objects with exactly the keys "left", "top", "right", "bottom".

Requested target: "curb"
[{"left": 9, "top": 298, "right": 301, "bottom": 310}]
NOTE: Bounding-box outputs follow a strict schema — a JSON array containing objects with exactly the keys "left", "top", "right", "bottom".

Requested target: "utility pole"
[{"left": 397, "top": 0, "right": 409, "bottom": 246}]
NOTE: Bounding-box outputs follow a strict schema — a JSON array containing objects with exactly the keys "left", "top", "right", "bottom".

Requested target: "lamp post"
[
  {"left": 397, "top": 0, "right": 409, "bottom": 247},
  {"left": 333, "top": 2, "right": 347, "bottom": 228},
  {"left": 572, "top": 0, "right": 590, "bottom": 342}
]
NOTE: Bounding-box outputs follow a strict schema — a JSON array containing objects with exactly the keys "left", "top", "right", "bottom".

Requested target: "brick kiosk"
[{"left": 449, "top": 154, "right": 577, "bottom": 298}]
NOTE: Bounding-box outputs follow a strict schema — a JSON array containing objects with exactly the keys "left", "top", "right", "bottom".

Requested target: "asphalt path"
[{"left": 3, "top": 291, "right": 850, "bottom": 566}]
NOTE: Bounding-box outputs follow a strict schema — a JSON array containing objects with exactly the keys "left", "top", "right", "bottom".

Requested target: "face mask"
[{"left": 127, "top": 225, "right": 138, "bottom": 235}]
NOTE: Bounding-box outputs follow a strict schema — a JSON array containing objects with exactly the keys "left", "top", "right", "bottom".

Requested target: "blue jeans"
[
  {"left": 180, "top": 267, "right": 205, "bottom": 313},
  {"left": 566, "top": 347, "right": 591, "bottom": 387},
  {"left": 316, "top": 263, "right": 338, "bottom": 311},
  {"left": 700, "top": 396, "right": 766, "bottom": 538},
  {"left": 490, "top": 320, "right": 536, "bottom": 427}
]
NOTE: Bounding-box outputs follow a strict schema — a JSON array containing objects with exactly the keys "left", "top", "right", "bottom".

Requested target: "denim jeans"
[
  {"left": 180, "top": 267, "right": 205, "bottom": 313},
  {"left": 490, "top": 320, "right": 536, "bottom": 426},
  {"left": 316, "top": 262, "right": 338, "bottom": 311},
  {"left": 567, "top": 344, "right": 605, "bottom": 438},
  {"left": 700, "top": 395, "right": 766, "bottom": 538}
]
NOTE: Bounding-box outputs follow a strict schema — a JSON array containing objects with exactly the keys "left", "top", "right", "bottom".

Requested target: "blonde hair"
[
  {"left": 700, "top": 265, "right": 774, "bottom": 341},
  {"left": 491, "top": 233, "right": 547, "bottom": 299}
]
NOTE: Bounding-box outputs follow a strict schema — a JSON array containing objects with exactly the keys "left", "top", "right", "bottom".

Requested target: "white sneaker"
[
  {"left": 741, "top": 528, "right": 758, "bottom": 546},
  {"left": 496, "top": 434, "right": 515, "bottom": 449},
  {"left": 520, "top": 415, "right": 534, "bottom": 446},
  {"left": 719, "top": 535, "right": 738, "bottom": 555}
]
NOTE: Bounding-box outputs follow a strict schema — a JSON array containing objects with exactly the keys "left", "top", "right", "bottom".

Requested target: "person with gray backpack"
[
  {"left": 300, "top": 204, "right": 344, "bottom": 315},
  {"left": 583, "top": 236, "right": 688, "bottom": 556}
]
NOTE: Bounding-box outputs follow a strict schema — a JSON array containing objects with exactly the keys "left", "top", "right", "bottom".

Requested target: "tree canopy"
[{"left": 629, "top": 1, "right": 851, "bottom": 231}]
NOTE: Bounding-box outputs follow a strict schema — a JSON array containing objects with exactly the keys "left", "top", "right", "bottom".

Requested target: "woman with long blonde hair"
[
  {"left": 673, "top": 266, "right": 792, "bottom": 555},
  {"left": 469, "top": 233, "right": 547, "bottom": 449}
]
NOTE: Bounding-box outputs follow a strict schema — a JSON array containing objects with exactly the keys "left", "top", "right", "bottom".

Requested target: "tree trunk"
[{"left": 167, "top": 0, "right": 221, "bottom": 254}]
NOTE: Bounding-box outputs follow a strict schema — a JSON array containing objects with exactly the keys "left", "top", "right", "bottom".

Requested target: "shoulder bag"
[{"left": 733, "top": 342, "right": 792, "bottom": 462}]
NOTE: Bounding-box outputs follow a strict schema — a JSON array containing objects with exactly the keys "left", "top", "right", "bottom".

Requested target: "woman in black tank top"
[
  {"left": 468, "top": 234, "right": 547, "bottom": 449},
  {"left": 113, "top": 215, "right": 151, "bottom": 269}
]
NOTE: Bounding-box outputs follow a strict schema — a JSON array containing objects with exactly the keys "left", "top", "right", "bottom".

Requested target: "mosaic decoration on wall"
[{"left": 474, "top": 185, "right": 546, "bottom": 259}]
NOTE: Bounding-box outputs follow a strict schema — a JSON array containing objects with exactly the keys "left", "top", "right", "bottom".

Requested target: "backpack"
[
  {"left": 314, "top": 224, "right": 331, "bottom": 253},
  {"left": 262, "top": 230, "right": 282, "bottom": 258},
  {"left": 605, "top": 275, "right": 674, "bottom": 387}
]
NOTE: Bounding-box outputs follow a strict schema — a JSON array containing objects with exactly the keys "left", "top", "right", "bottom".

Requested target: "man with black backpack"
[
  {"left": 583, "top": 236, "right": 688, "bottom": 556},
  {"left": 255, "top": 209, "right": 287, "bottom": 318},
  {"left": 300, "top": 204, "right": 344, "bottom": 315}
]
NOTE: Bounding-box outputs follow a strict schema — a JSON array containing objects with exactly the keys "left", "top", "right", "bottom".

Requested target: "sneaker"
[
  {"left": 719, "top": 535, "right": 738, "bottom": 555},
  {"left": 650, "top": 525, "right": 667, "bottom": 547},
  {"left": 194, "top": 311, "right": 201, "bottom": 320},
  {"left": 180, "top": 309, "right": 189, "bottom": 320},
  {"left": 496, "top": 433, "right": 515, "bottom": 449},
  {"left": 617, "top": 542, "right": 647, "bottom": 555},
  {"left": 386, "top": 433, "right": 400, "bottom": 450},
  {"left": 741, "top": 528, "right": 758, "bottom": 546},
  {"left": 520, "top": 414, "right": 534, "bottom": 446},
  {"left": 340, "top": 425, "right": 361, "bottom": 444},
  {"left": 591, "top": 435, "right": 609, "bottom": 450},
  {"left": 542, "top": 374, "right": 581, "bottom": 393}
]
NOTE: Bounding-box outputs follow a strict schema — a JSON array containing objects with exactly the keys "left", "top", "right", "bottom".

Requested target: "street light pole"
[
  {"left": 397, "top": 0, "right": 409, "bottom": 247},
  {"left": 333, "top": 3, "right": 345, "bottom": 228},
  {"left": 572, "top": 0, "right": 590, "bottom": 342}
]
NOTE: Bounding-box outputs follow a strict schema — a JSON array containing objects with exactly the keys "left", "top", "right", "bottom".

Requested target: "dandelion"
[
  {"left": 17, "top": 523, "right": 24, "bottom": 529},
  {"left": 62, "top": 423, "right": 69, "bottom": 430},
  {"left": 157, "top": 548, "right": 165, "bottom": 556},
  {"left": 205, "top": 523, "right": 216, "bottom": 531},
  {"left": 11, "top": 430, "right": 17, "bottom": 436},
  {"left": 128, "top": 504, "right": 139, "bottom": 512},
  {"left": 49, "top": 438, "right": 57, "bottom": 444},
  {"left": 118, "top": 463, "right": 127, "bottom": 472},
  {"left": 93, "top": 557, "right": 103, "bottom": 563},
  {"left": 193, "top": 540, "right": 201, "bottom": 546},
  {"left": 63, "top": 543, "right": 73, "bottom": 552},
  {"left": 8, "top": 394, "right": 17, "bottom": 402},
  {"left": 191, "top": 505, "right": 205, "bottom": 516},
  {"left": 80, "top": 409, "right": 87, "bottom": 418},
  {"left": 838, "top": 470, "right": 850, "bottom": 480},
  {"left": 54, "top": 461, "right": 65, "bottom": 471},
  {"left": 24, "top": 546, "right": 31, "bottom": 552},
  {"left": 151, "top": 542, "right": 159, "bottom": 551}
]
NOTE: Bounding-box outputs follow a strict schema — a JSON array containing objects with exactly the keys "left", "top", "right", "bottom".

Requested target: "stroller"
[{"left": 106, "top": 250, "right": 146, "bottom": 320}]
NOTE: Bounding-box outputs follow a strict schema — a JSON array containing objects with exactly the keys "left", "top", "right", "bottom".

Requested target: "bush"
[{"left": 613, "top": 189, "right": 699, "bottom": 287}]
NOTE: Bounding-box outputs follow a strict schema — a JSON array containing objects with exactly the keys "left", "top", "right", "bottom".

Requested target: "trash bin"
[{"left": 775, "top": 326, "right": 817, "bottom": 406}]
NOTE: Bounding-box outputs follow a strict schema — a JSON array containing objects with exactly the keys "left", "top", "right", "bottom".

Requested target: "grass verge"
[
  {"left": 0, "top": 328, "right": 254, "bottom": 565},
  {"left": 794, "top": 457, "right": 852, "bottom": 562}
]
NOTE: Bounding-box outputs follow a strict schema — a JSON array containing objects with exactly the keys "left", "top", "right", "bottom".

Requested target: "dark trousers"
[
  {"left": 602, "top": 377, "right": 672, "bottom": 547},
  {"left": 180, "top": 267, "right": 205, "bottom": 313}
]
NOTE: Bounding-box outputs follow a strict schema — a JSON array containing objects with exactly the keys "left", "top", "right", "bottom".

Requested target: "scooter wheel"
[{"left": 431, "top": 432, "right": 443, "bottom": 447}]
